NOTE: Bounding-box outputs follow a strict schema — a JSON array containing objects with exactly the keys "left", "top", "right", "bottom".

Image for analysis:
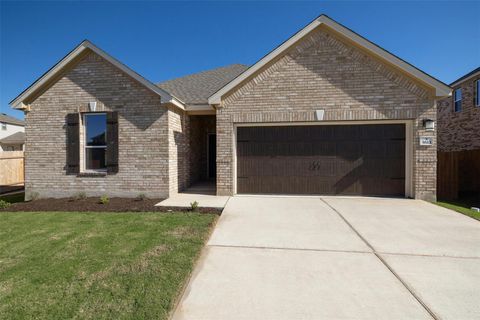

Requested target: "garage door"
[{"left": 236, "top": 124, "right": 405, "bottom": 196}]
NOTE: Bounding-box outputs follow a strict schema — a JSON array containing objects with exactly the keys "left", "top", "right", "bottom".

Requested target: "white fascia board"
[
  {"left": 10, "top": 40, "right": 186, "bottom": 110},
  {"left": 208, "top": 18, "right": 321, "bottom": 105},
  {"left": 320, "top": 16, "right": 451, "bottom": 97},
  {"left": 186, "top": 104, "right": 216, "bottom": 115},
  {"left": 209, "top": 15, "right": 451, "bottom": 104},
  {"left": 186, "top": 104, "right": 214, "bottom": 111}
]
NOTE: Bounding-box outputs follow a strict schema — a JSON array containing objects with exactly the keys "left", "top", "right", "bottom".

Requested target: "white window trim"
[
  {"left": 454, "top": 88, "right": 462, "bottom": 112},
  {"left": 1, "top": 123, "right": 6, "bottom": 130},
  {"left": 83, "top": 113, "right": 107, "bottom": 173}
]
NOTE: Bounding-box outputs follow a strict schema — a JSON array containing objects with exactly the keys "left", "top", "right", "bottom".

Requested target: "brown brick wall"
[
  {"left": 24, "top": 51, "right": 171, "bottom": 199},
  {"left": 437, "top": 73, "right": 480, "bottom": 152},
  {"left": 217, "top": 26, "right": 438, "bottom": 200}
]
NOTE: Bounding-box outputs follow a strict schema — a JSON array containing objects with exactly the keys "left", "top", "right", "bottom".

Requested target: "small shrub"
[
  {"left": 74, "top": 192, "right": 87, "bottom": 200},
  {"left": 190, "top": 201, "right": 199, "bottom": 212},
  {"left": 0, "top": 200, "right": 11, "bottom": 209},
  {"left": 136, "top": 193, "right": 147, "bottom": 201},
  {"left": 100, "top": 195, "right": 110, "bottom": 205}
]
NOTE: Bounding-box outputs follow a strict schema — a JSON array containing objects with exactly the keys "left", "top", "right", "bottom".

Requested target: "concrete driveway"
[{"left": 172, "top": 196, "right": 480, "bottom": 320}]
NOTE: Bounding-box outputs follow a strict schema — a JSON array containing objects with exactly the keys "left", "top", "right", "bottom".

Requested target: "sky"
[{"left": 1, "top": 1, "right": 479, "bottom": 120}]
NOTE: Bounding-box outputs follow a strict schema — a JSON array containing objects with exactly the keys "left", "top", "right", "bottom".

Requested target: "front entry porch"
[
  {"left": 161, "top": 114, "right": 228, "bottom": 208},
  {"left": 156, "top": 181, "right": 230, "bottom": 209},
  {"left": 187, "top": 115, "right": 216, "bottom": 185}
]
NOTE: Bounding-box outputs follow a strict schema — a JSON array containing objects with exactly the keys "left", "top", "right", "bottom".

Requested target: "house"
[
  {"left": 9, "top": 15, "right": 450, "bottom": 201},
  {"left": 437, "top": 67, "right": 480, "bottom": 199},
  {"left": 438, "top": 67, "right": 480, "bottom": 152},
  {"left": 0, "top": 113, "right": 25, "bottom": 151}
]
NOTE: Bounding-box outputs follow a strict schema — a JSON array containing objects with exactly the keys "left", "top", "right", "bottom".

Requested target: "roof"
[
  {"left": 209, "top": 14, "right": 451, "bottom": 104},
  {"left": 0, "top": 131, "right": 25, "bottom": 144},
  {"left": 10, "top": 40, "right": 185, "bottom": 110},
  {"left": 450, "top": 67, "right": 480, "bottom": 86},
  {"left": 157, "top": 64, "right": 249, "bottom": 105},
  {"left": 0, "top": 113, "right": 24, "bottom": 126}
]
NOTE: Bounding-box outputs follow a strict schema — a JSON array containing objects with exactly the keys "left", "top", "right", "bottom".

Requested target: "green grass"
[
  {"left": 436, "top": 201, "right": 480, "bottom": 221},
  {"left": 0, "top": 211, "right": 216, "bottom": 319},
  {"left": 0, "top": 192, "right": 24, "bottom": 204}
]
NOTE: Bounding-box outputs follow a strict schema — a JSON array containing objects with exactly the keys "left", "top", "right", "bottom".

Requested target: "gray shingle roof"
[
  {"left": 157, "top": 64, "right": 249, "bottom": 104},
  {"left": 0, "top": 113, "right": 24, "bottom": 126},
  {"left": 0, "top": 131, "right": 25, "bottom": 144}
]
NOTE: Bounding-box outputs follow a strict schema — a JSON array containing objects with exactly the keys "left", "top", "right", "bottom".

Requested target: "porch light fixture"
[{"left": 423, "top": 119, "right": 435, "bottom": 131}]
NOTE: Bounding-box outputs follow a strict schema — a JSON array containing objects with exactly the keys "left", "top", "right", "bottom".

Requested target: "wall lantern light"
[{"left": 423, "top": 119, "right": 435, "bottom": 131}]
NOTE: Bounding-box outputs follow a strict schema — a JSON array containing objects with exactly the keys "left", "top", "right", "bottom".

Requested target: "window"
[
  {"left": 476, "top": 80, "right": 480, "bottom": 107},
  {"left": 454, "top": 88, "right": 462, "bottom": 112},
  {"left": 1, "top": 122, "right": 6, "bottom": 130},
  {"left": 84, "top": 113, "right": 107, "bottom": 171}
]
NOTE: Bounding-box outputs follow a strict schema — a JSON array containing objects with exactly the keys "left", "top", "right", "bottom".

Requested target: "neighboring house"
[
  {"left": 0, "top": 113, "right": 25, "bottom": 151},
  {"left": 10, "top": 15, "right": 450, "bottom": 201},
  {"left": 437, "top": 67, "right": 480, "bottom": 199},
  {"left": 438, "top": 67, "right": 480, "bottom": 152}
]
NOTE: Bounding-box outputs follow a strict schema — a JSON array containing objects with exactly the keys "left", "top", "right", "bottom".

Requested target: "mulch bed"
[{"left": 1, "top": 197, "right": 222, "bottom": 214}]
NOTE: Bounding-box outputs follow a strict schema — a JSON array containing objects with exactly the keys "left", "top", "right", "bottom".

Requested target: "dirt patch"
[
  {"left": 1, "top": 197, "right": 222, "bottom": 214},
  {"left": 144, "top": 244, "right": 169, "bottom": 257}
]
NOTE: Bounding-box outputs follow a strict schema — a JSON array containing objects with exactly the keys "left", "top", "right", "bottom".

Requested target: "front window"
[
  {"left": 476, "top": 80, "right": 480, "bottom": 107},
  {"left": 84, "top": 113, "right": 107, "bottom": 171},
  {"left": 454, "top": 88, "right": 462, "bottom": 112},
  {"left": 1, "top": 122, "right": 6, "bottom": 130}
]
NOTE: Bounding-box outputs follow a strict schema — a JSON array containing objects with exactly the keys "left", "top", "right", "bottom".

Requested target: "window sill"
[{"left": 77, "top": 171, "right": 107, "bottom": 177}]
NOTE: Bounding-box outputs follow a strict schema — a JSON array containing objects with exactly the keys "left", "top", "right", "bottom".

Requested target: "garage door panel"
[
  {"left": 237, "top": 124, "right": 405, "bottom": 196},
  {"left": 386, "top": 141, "right": 406, "bottom": 158},
  {"left": 239, "top": 156, "right": 339, "bottom": 178},
  {"left": 361, "top": 142, "right": 386, "bottom": 158}
]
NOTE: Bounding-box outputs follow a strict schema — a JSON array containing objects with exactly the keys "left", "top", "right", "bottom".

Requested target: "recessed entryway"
[{"left": 207, "top": 133, "right": 216, "bottom": 180}]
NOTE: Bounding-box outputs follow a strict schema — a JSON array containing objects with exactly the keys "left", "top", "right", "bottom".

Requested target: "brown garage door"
[{"left": 237, "top": 124, "right": 405, "bottom": 196}]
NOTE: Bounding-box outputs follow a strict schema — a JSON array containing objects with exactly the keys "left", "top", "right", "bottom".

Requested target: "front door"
[{"left": 208, "top": 133, "right": 216, "bottom": 179}]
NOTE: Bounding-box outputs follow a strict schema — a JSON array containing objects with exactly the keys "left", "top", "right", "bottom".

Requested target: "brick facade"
[
  {"left": 25, "top": 51, "right": 172, "bottom": 199},
  {"left": 437, "top": 72, "right": 480, "bottom": 152},
  {"left": 216, "top": 26, "right": 438, "bottom": 200},
  {"left": 168, "top": 107, "right": 190, "bottom": 194},
  {"left": 23, "top": 25, "right": 442, "bottom": 201}
]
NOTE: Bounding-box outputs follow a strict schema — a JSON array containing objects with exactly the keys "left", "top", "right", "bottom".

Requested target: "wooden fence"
[
  {"left": 0, "top": 151, "right": 24, "bottom": 193},
  {"left": 438, "top": 150, "right": 480, "bottom": 200}
]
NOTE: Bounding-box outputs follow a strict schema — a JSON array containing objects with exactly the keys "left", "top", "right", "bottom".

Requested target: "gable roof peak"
[
  {"left": 209, "top": 14, "right": 451, "bottom": 104},
  {"left": 10, "top": 39, "right": 185, "bottom": 110}
]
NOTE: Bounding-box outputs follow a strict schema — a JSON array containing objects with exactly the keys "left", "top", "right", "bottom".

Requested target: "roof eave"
[
  {"left": 450, "top": 69, "right": 480, "bottom": 87},
  {"left": 10, "top": 40, "right": 186, "bottom": 110},
  {"left": 208, "top": 15, "right": 451, "bottom": 104}
]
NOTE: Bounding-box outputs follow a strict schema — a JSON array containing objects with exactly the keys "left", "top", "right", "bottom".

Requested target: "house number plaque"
[{"left": 419, "top": 137, "right": 433, "bottom": 146}]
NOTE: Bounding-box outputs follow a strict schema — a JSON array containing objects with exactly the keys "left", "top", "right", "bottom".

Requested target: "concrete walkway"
[
  {"left": 156, "top": 182, "right": 230, "bottom": 209},
  {"left": 172, "top": 196, "right": 480, "bottom": 320}
]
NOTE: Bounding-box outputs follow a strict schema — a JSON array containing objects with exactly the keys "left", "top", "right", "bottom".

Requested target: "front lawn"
[
  {"left": 436, "top": 201, "right": 480, "bottom": 221},
  {"left": 0, "top": 211, "right": 216, "bottom": 319}
]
